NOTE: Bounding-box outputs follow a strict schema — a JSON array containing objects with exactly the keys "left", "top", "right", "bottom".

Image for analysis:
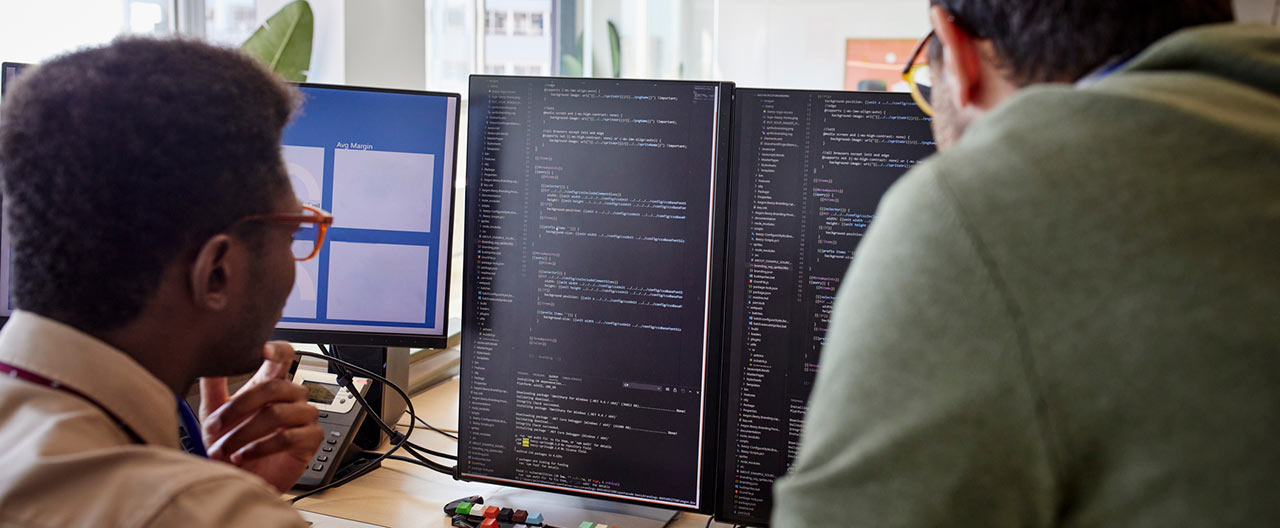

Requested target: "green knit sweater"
[{"left": 772, "top": 23, "right": 1280, "bottom": 527}]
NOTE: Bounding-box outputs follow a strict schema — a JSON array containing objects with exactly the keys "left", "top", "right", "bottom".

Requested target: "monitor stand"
[{"left": 485, "top": 487, "right": 679, "bottom": 528}]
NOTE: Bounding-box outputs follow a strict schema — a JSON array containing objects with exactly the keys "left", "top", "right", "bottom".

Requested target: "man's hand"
[{"left": 200, "top": 341, "right": 324, "bottom": 493}]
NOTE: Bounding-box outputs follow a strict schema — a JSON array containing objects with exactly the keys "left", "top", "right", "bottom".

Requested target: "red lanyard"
[{"left": 0, "top": 360, "right": 145, "bottom": 444}]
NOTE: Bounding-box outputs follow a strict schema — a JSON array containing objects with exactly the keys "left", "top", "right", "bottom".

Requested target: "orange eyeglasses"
[
  {"left": 901, "top": 30, "right": 936, "bottom": 117},
  {"left": 230, "top": 203, "right": 334, "bottom": 261}
]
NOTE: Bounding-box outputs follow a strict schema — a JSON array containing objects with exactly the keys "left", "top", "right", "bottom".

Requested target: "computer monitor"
[
  {"left": 459, "top": 75, "right": 734, "bottom": 511},
  {"left": 270, "top": 83, "right": 460, "bottom": 348},
  {"left": 0, "top": 62, "right": 32, "bottom": 326},
  {"left": 716, "top": 89, "right": 936, "bottom": 526}
]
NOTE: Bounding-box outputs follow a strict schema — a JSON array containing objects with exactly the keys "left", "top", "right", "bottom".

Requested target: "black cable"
[
  {"left": 384, "top": 454, "right": 460, "bottom": 469},
  {"left": 416, "top": 413, "right": 460, "bottom": 440},
  {"left": 314, "top": 346, "right": 459, "bottom": 461},
  {"left": 323, "top": 345, "right": 458, "bottom": 446},
  {"left": 312, "top": 346, "right": 456, "bottom": 469},
  {"left": 312, "top": 346, "right": 457, "bottom": 467}
]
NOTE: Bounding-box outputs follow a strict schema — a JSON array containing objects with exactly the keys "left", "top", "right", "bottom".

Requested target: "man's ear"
[
  {"left": 190, "top": 234, "right": 235, "bottom": 311},
  {"left": 930, "top": 5, "right": 984, "bottom": 109}
]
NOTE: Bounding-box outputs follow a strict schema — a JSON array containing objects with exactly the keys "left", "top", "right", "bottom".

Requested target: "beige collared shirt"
[{"left": 0, "top": 310, "right": 306, "bottom": 527}]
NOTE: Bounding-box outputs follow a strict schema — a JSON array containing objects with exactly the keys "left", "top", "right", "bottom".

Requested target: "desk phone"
[{"left": 292, "top": 369, "right": 371, "bottom": 490}]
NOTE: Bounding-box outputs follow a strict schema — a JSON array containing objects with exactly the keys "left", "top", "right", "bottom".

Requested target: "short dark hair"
[
  {"left": 931, "top": 0, "right": 1235, "bottom": 84},
  {"left": 0, "top": 38, "right": 299, "bottom": 332}
]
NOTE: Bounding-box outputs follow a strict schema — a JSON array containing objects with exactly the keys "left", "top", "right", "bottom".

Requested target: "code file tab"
[
  {"left": 718, "top": 90, "right": 936, "bottom": 526},
  {"left": 460, "top": 76, "right": 733, "bottom": 510}
]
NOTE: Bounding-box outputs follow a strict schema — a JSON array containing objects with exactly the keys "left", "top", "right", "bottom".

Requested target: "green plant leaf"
[
  {"left": 607, "top": 20, "right": 621, "bottom": 78},
  {"left": 242, "top": 0, "right": 314, "bottom": 82},
  {"left": 561, "top": 54, "right": 583, "bottom": 77}
]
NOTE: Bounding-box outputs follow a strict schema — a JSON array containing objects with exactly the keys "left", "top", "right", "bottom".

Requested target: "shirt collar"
[
  {"left": 0, "top": 310, "right": 180, "bottom": 449},
  {"left": 1076, "top": 55, "right": 1135, "bottom": 89}
]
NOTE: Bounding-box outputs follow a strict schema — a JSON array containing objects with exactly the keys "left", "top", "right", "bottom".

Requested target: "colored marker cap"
[
  {"left": 479, "top": 519, "right": 499, "bottom": 528},
  {"left": 456, "top": 502, "right": 473, "bottom": 515},
  {"left": 513, "top": 509, "right": 529, "bottom": 523},
  {"left": 484, "top": 506, "right": 500, "bottom": 518},
  {"left": 580, "top": 522, "right": 595, "bottom": 528},
  {"left": 499, "top": 508, "right": 514, "bottom": 522},
  {"left": 526, "top": 512, "right": 544, "bottom": 524}
]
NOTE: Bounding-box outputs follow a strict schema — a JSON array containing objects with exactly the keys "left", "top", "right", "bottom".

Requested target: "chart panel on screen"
[{"left": 272, "top": 84, "right": 459, "bottom": 348}]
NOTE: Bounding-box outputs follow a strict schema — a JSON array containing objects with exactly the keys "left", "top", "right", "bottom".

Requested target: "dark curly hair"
[
  {"left": 0, "top": 37, "right": 299, "bottom": 332},
  {"left": 931, "top": 0, "right": 1235, "bottom": 84}
]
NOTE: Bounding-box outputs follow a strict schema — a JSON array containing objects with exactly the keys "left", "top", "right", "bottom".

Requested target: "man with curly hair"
[{"left": 0, "top": 39, "right": 322, "bottom": 526}]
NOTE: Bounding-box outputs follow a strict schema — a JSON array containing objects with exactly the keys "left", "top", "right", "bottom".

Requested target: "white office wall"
[
  {"left": 1235, "top": 0, "right": 1280, "bottom": 24},
  {"left": 715, "top": 0, "right": 930, "bottom": 90},
  {"left": 344, "top": 0, "right": 426, "bottom": 89}
]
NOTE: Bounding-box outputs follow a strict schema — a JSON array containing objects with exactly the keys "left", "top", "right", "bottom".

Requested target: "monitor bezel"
[
  {"left": 0, "top": 61, "right": 29, "bottom": 91},
  {"left": 456, "top": 74, "right": 736, "bottom": 514},
  {"left": 269, "top": 82, "right": 462, "bottom": 350},
  {"left": 0, "top": 62, "right": 34, "bottom": 329},
  {"left": 713, "top": 87, "right": 932, "bottom": 527}
]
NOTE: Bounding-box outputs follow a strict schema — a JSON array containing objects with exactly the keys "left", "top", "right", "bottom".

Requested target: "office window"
[
  {"left": 485, "top": 10, "right": 508, "bottom": 35},
  {"left": 513, "top": 11, "right": 530, "bottom": 36},
  {"left": 530, "top": 12, "right": 545, "bottom": 36},
  {"left": 201, "top": 0, "right": 259, "bottom": 46},
  {"left": 0, "top": 0, "right": 174, "bottom": 64},
  {"left": 428, "top": 0, "right": 476, "bottom": 95},
  {"left": 484, "top": 0, "right": 552, "bottom": 81},
  {"left": 511, "top": 63, "right": 543, "bottom": 75}
]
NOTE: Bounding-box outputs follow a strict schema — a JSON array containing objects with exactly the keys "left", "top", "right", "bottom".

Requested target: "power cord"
[
  {"left": 315, "top": 345, "right": 458, "bottom": 465},
  {"left": 697, "top": 516, "right": 748, "bottom": 528},
  {"left": 416, "top": 413, "right": 460, "bottom": 440},
  {"left": 321, "top": 345, "right": 458, "bottom": 461},
  {"left": 396, "top": 413, "right": 459, "bottom": 439}
]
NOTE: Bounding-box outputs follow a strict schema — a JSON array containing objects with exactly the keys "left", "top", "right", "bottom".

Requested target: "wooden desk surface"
[{"left": 293, "top": 378, "right": 726, "bottom": 528}]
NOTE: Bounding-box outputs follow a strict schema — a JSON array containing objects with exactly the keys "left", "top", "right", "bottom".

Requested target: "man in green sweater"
[{"left": 773, "top": 1, "right": 1279, "bottom": 526}]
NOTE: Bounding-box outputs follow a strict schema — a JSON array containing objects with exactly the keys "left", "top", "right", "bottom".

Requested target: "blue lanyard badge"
[{"left": 177, "top": 398, "right": 209, "bottom": 458}]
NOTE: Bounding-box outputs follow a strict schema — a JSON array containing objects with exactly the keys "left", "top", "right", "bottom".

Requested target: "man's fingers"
[
  {"left": 245, "top": 341, "right": 298, "bottom": 387},
  {"left": 229, "top": 423, "right": 325, "bottom": 466},
  {"left": 203, "top": 379, "right": 308, "bottom": 440},
  {"left": 262, "top": 340, "right": 297, "bottom": 365},
  {"left": 198, "top": 377, "right": 231, "bottom": 421},
  {"left": 207, "top": 400, "right": 319, "bottom": 462}
]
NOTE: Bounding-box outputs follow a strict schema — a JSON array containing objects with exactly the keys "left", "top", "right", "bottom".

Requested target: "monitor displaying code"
[
  {"left": 718, "top": 89, "right": 936, "bottom": 526},
  {"left": 459, "top": 75, "right": 733, "bottom": 510}
]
